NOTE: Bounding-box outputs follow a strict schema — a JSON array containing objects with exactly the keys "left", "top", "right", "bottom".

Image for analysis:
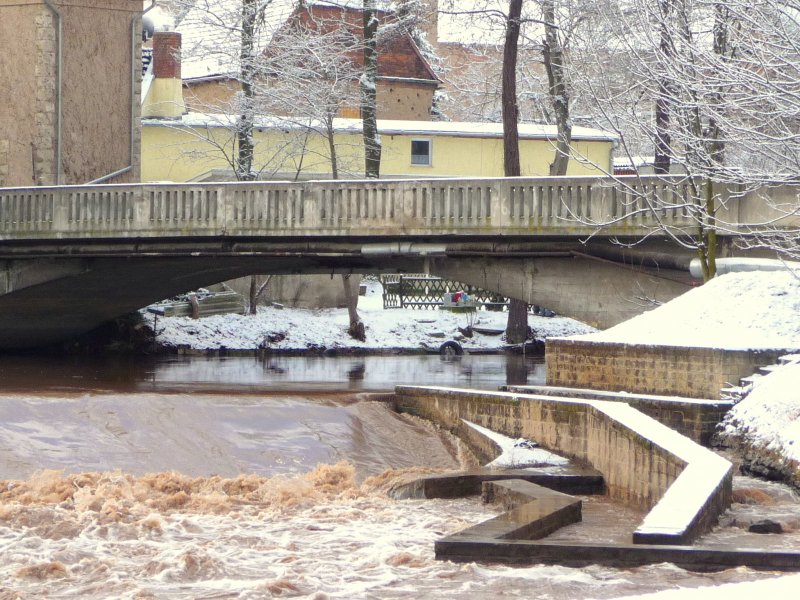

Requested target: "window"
[{"left": 411, "top": 138, "right": 432, "bottom": 166}]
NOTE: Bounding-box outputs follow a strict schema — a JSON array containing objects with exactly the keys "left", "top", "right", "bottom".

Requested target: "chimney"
[
  {"left": 422, "top": 0, "right": 438, "bottom": 50},
  {"left": 142, "top": 31, "right": 186, "bottom": 119}
]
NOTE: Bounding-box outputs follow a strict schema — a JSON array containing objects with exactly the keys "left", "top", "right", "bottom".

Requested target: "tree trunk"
[
  {"left": 249, "top": 276, "right": 258, "bottom": 315},
  {"left": 542, "top": 0, "right": 572, "bottom": 177},
  {"left": 502, "top": 0, "right": 528, "bottom": 344},
  {"left": 362, "top": 1, "right": 381, "bottom": 178},
  {"left": 237, "top": 0, "right": 257, "bottom": 182},
  {"left": 326, "top": 113, "right": 339, "bottom": 180},
  {"left": 706, "top": 1, "right": 728, "bottom": 166},
  {"left": 506, "top": 298, "right": 529, "bottom": 345},
  {"left": 653, "top": 0, "right": 674, "bottom": 175},
  {"left": 248, "top": 275, "right": 272, "bottom": 315},
  {"left": 325, "top": 114, "right": 360, "bottom": 336},
  {"left": 502, "top": 0, "right": 522, "bottom": 179},
  {"left": 342, "top": 274, "right": 365, "bottom": 341}
]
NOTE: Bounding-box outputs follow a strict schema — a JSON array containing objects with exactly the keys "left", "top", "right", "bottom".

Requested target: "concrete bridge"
[{"left": 1, "top": 175, "right": 796, "bottom": 349}]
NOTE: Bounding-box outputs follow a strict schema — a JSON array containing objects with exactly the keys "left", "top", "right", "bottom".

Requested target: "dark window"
[{"left": 411, "top": 139, "right": 431, "bottom": 166}]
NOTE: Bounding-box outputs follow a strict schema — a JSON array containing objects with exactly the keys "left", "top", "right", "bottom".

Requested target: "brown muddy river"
[{"left": 0, "top": 354, "right": 796, "bottom": 599}]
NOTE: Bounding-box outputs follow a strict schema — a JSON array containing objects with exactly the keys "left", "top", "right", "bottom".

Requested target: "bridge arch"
[{"left": 0, "top": 251, "right": 691, "bottom": 350}]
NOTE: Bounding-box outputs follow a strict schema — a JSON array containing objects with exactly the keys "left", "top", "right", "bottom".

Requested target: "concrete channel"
[{"left": 392, "top": 385, "right": 800, "bottom": 571}]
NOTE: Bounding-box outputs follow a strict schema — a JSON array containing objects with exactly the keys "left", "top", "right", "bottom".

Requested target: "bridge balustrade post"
[
  {"left": 399, "top": 180, "right": 417, "bottom": 231},
  {"left": 492, "top": 179, "right": 509, "bottom": 228},
  {"left": 591, "top": 179, "right": 616, "bottom": 227},
  {"left": 217, "top": 183, "right": 232, "bottom": 236},
  {"left": 41, "top": 188, "right": 61, "bottom": 234},
  {"left": 130, "top": 185, "right": 147, "bottom": 234},
  {"left": 303, "top": 181, "right": 321, "bottom": 232}
]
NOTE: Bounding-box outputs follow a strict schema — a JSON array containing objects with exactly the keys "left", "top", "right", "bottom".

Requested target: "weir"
[{"left": 394, "top": 385, "right": 800, "bottom": 571}]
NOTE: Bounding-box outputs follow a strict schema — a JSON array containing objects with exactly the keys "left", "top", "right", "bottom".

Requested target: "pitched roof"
[
  {"left": 177, "top": 0, "right": 297, "bottom": 80},
  {"left": 177, "top": 1, "right": 436, "bottom": 83},
  {"left": 287, "top": 4, "right": 439, "bottom": 82}
]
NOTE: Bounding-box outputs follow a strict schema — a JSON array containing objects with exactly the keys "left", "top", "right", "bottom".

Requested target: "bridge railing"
[{"left": 0, "top": 176, "right": 795, "bottom": 240}]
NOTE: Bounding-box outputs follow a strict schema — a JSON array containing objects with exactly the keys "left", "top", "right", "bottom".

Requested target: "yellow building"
[{"left": 142, "top": 116, "right": 615, "bottom": 182}]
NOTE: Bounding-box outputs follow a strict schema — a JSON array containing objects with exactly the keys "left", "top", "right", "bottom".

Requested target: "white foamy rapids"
[{"left": 0, "top": 466, "right": 785, "bottom": 599}]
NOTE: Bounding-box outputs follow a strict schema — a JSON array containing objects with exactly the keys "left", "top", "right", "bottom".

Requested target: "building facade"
[{"left": 0, "top": 0, "right": 142, "bottom": 187}]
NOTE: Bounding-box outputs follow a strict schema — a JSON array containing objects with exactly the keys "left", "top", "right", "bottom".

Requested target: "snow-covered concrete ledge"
[
  {"left": 599, "top": 402, "right": 733, "bottom": 544},
  {"left": 504, "top": 384, "right": 733, "bottom": 445},
  {"left": 394, "top": 386, "right": 733, "bottom": 545}
]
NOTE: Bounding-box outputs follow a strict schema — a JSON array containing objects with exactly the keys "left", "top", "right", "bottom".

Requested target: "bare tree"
[
  {"left": 236, "top": 0, "right": 260, "bottom": 181},
  {"left": 568, "top": 0, "right": 800, "bottom": 278},
  {"left": 248, "top": 275, "right": 272, "bottom": 314},
  {"left": 502, "top": 0, "right": 530, "bottom": 345},
  {"left": 541, "top": 0, "right": 572, "bottom": 175},
  {"left": 361, "top": 0, "right": 382, "bottom": 178}
]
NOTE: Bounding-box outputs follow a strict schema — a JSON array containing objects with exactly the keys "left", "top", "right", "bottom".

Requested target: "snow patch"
[
  {"left": 568, "top": 271, "right": 800, "bottom": 350},
  {"left": 145, "top": 281, "right": 594, "bottom": 352},
  {"left": 461, "top": 420, "right": 570, "bottom": 468},
  {"left": 720, "top": 362, "right": 800, "bottom": 463}
]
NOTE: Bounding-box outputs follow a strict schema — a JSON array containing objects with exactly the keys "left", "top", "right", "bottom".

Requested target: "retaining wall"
[
  {"left": 546, "top": 339, "right": 786, "bottom": 399},
  {"left": 395, "top": 386, "right": 732, "bottom": 544},
  {"left": 505, "top": 385, "right": 732, "bottom": 446}
]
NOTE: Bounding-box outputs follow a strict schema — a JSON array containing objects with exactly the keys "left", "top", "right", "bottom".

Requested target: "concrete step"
[
  {"left": 387, "top": 467, "right": 604, "bottom": 500},
  {"left": 444, "top": 479, "right": 582, "bottom": 542}
]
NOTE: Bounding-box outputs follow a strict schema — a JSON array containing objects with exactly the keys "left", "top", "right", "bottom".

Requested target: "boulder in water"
[{"left": 748, "top": 519, "right": 783, "bottom": 534}]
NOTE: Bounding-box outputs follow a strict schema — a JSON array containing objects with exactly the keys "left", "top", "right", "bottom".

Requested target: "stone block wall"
[
  {"left": 34, "top": 6, "right": 58, "bottom": 185},
  {"left": 506, "top": 386, "right": 732, "bottom": 446},
  {"left": 395, "top": 385, "right": 733, "bottom": 543},
  {"left": 0, "top": 139, "right": 8, "bottom": 187},
  {"left": 624, "top": 397, "right": 730, "bottom": 446},
  {"left": 395, "top": 386, "right": 684, "bottom": 510},
  {"left": 546, "top": 338, "right": 786, "bottom": 399}
]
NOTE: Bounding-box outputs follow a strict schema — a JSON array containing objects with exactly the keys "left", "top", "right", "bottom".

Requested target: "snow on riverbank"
[
  {"left": 721, "top": 360, "right": 800, "bottom": 463},
  {"left": 570, "top": 271, "right": 800, "bottom": 350},
  {"left": 718, "top": 358, "right": 800, "bottom": 485},
  {"left": 144, "top": 281, "right": 595, "bottom": 352}
]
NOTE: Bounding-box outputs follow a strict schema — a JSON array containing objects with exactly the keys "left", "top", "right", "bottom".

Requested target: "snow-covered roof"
[
  {"left": 376, "top": 119, "right": 617, "bottom": 142},
  {"left": 145, "top": 112, "right": 617, "bottom": 142},
  {"left": 177, "top": 0, "right": 297, "bottom": 80},
  {"left": 613, "top": 156, "right": 655, "bottom": 168},
  {"left": 177, "top": 1, "right": 400, "bottom": 81}
]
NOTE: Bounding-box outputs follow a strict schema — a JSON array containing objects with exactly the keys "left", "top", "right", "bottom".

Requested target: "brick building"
[{"left": 178, "top": 0, "right": 440, "bottom": 121}]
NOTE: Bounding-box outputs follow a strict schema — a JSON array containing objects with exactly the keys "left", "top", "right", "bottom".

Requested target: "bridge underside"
[{"left": 0, "top": 237, "right": 700, "bottom": 350}]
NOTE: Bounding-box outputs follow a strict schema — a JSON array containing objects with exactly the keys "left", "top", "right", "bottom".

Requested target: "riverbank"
[
  {"left": 143, "top": 281, "right": 596, "bottom": 354},
  {"left": 716, "top": 357, "right": 800, "bottom": 488}
]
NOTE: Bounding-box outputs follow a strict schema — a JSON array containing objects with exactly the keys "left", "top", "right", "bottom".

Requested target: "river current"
[{"left": 0, "top": 354, "right": 795, "bottom": 599}]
